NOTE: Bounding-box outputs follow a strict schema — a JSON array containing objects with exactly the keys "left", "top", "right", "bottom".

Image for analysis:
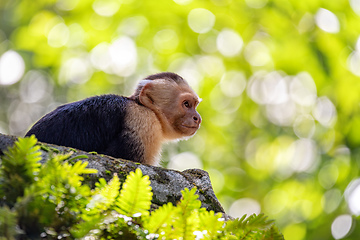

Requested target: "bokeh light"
[
  {"left": 153, "top": 29, "right": 179, "bottom": 54},
  {"left": 188, "top": 8, "right": 215, "bottom": 34},
  {"left": 92, "top": 0, "right": 121, "bottom": 17},
  {"left": 216, "top": 29, "right": 243, "bottom": 57},
  {"left": 245, "top": 0, "right": 268, "bottom": 9},
  {"left": 0, "top": 50, "right": 25, "bottom": 85},
  {"left": 229, "top": 198, "right": 261, "bottom": 218},
  {"left": 20, "top": 71, "right": 53, "bottom": 103},
  {"left": 350, "top": 0, "right": 360, "bottom": 15},
  {"left": 331, "top": 214, "right": 353, "bottom": 239},
  {"left": 345, "top": 178, "right": 360, "bottom": 216},
  {"left": 59, "top": 57, "right": 93, "bottom": 84},
  {"left": 2, "top": 1, "right": 360, "bottom": 239},
  {"left": 289, "top": 72, "right": 317, "bottom": 107},
  {"left": 167, "top": 152, "right": 203, "bottom": 171},
  {"left": 47, "top": 22, "right": 70, "bottom": 48},
  {"left": 244, "top": 41, "right": 272, "bottom": 67},
  {"left": 315, "top": 8, "right": 340, "bottom": 33}
]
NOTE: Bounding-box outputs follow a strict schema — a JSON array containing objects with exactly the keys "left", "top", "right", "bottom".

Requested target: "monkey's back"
[{"left": 25, "top": 94, "right": 136, "bottom": 158}]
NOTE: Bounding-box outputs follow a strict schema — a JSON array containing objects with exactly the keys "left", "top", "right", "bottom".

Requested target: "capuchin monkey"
[{"left": 25, "top": 72, "right": 201, "bottom": 165}]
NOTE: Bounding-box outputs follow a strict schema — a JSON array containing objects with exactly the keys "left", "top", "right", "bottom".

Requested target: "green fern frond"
[
  {"left": 70, "top": 175, "right": 119, "bottom": 238},
  {"left": 39, "top": 155, "right": 96, "bottom": 190},
  {"left": 143, "top": 202, "right": 174, "bottom": 233},
  {"left": 33, "top": 153, "right": 95, "bottom": 211},
  {"left": 0, "top": 136, "right": 41, "bottom": 206},
  {"left": 178, "top": 187, "right": 202, "bottom": 215},
  {"left": 116, "top": 168, "right": 153, "bottom": 216},
  {"left": 225, "top": 213, "right": 275, "bottom": 239},
  {"left": 166, "top": 188, "right": 202, "bottom": 239},
  {"left": 261, "top": 225, "right": 285, "bottom": 240},
  {"left": 0, "top": 206, "right": 18, "bottom": 239},
  {"left": 88, "top": 174, "right": 120, "bottom": 212},
  {"left": 16, "top": 151, "right": 97, "bottom": 236},
  {"left": 1, "top": 136, "right": 41, "bottom": 177},
  {"left": 199, "top": 210, "right": 224, "bottom": 239},
  {"left": 95, "top": 178, "right": 108, "bottom": 189},
  {"left": 63, "top": 160, "right": 97, "bottom": 182}
]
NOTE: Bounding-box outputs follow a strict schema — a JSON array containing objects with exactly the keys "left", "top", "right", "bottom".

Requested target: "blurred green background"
[{"left": 1, "top": 0, "right": 360, "bottom": 239}]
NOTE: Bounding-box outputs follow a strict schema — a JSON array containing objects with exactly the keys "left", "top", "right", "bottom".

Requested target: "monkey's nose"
[{"left": 193, "top": 114, "right": 201, "bottom": 124}]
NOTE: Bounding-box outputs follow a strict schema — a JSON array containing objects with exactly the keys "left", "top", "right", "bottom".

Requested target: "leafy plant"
[
  {"left": 0, "top": 137, "right": 284, "bottom": 239},
  {"left": 0, "top": 135, "right": 41, "bottom": 207}
]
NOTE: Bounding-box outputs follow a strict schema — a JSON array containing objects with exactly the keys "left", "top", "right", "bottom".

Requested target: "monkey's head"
[{"left": 130, "top": 72, "right": 202, "bottom": 140}]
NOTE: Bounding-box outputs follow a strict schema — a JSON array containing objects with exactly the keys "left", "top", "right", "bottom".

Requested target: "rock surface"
[{"left": 0, "top": 133, "right": 225, "bottom": 213}]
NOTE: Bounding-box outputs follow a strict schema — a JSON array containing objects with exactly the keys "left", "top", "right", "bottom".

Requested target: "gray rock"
[{"left": 0, "top": 133, "right": 225, "bottom": 214}]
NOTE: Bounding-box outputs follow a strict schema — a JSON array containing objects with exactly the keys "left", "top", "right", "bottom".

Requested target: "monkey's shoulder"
[
  {"left": 61, "top": 94, "right": 128, "bottom": 111},
  {"left": 123, "top": 100, "right": 164, "bottom": 165}
]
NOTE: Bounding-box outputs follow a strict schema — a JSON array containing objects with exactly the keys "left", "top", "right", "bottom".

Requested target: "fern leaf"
[
  {"left": 87, "top": 174, "right": 120, "bottom": 211},
  {"left": 0, "top": 136, "right": 41, "bottom": 206},
  {"left": 167, "top": 188, "right": 202, "bottom": 239},
  {"left": 167, "top": 210, "right": 199, "bottom": 240},
  {"left": 261, "top": 225, "right": 285, "bottom": 240},
  {"left": 1, "top": 136, "right": 41, "bottom": 176},
  {"left": 0, "top": 206, "right": 17, "bottom": 239},
  {"left": 66, "top": 160, "right": 97, "bottom": 177},
  {"left": 199, "top": 210, "right": 223, "bottom": 238},
  {"left": 116, "top": 168, "right": 153, "bottom": 216},
  {"left": 95, "top": 178, "right": 108, "bottom": 190},
  {"left": 143, "top": 202, "right": 174, "bottom": 233},
  {"left": 178, "top": 188, "right": 202, "bottom": 215},
  {"left": 225, "top": 213, "right": 275, "bottom": 239}
]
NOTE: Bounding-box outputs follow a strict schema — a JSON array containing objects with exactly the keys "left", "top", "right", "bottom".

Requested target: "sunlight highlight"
[
  {"left": 167, "top": 152, "right": 203, "bottom": 171},
  {"left": 188, "top": 8, "right": 215, "bottom": 34},
  {"left": 0, "top": 50, "right": 25, "bottom": 85},
  {"left": 220, "top": 71, "right": 247, "bottom": 97},
  {"left": 20, "top": 71, "right": 52, "bottom": 103},
  {"left": 153, "top": 29, "right": 179, "bottom": 54},
  {"left": 350, "top": 0, "right": 360, "bottom": 15},
  {"left": 313, "top": 97, "right": 337, "bottom": 127},
  {"left": 331, "top": 214, "right": 353, "bottom": 239},
  {"left": 216, "top": 29, "right": 243, "bottom": 57},
  {"left": 47, "top": 23, "right": 70, "bottom": 48},
  {"left": 229, "top": 198, "right": 261, "bottom": 218},
  {"left": 290, "top": 72, "right": 317, "bottom": 107},
  {"left": 315, "top": 8, "right": 340, "bottom": 33},
  {"left": 345, "top": 178, "right": 360, "bottom": 215},
  {"left": 92, "top": 0, "right": 121, "bottom": 17},
  {"left": 244, "top": 41, "right": 272, "bottom": 67},
  {"left": 59, "top": 57, "right": 93, "bottom": 84},
  {"left": 109, "top": 37, "right": 137, "bottom": 76},
  {"left": 290, "top": 139, "right": 318, "bottom": 173},
  {"left": 245, "top": 0, "right": 268, "bottom": 9}
]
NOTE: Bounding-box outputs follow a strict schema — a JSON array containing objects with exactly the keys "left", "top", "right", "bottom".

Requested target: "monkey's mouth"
[
  {"left": 181, "top": 125, "right": 199, "bottom": 135},
  {"left": 181, "top": 125, "right": 199, "bottom": 129}
]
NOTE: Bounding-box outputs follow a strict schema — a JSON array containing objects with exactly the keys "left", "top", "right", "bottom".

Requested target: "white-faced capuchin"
[{"left": 25, "top": 72, "right": 202, "bottom": 165}]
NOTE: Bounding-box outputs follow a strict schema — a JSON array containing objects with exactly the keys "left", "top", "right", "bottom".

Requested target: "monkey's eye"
[{"left": 183, "top": 101, "right": 191, "bottom": 108}]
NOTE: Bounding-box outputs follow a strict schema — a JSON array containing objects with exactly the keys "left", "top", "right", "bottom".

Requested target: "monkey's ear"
[{"left": 139, "top": 82, "right": 156, "bottom": 108}]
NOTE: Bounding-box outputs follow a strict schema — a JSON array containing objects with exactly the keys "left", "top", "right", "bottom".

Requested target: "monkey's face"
[
  {"left": 173, "top": 92, "right": 202, "bottom": 136},
  {"left": 158, "top": 84, "right": 202, "bottom": 140},
  {"left": 138, "top": 78, "right": 201, "bottom": 140}
]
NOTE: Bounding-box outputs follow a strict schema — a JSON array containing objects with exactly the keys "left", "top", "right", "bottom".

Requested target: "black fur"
[{"left": 25, "top": 94, "right": 144, "bottom": 162}]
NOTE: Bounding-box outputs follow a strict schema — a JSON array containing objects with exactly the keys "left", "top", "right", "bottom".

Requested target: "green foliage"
[
  {"left": 143, "top": 202, "right": 174, "bottom": 234},
  {"left": 224, "top": 213, "right": 274, "bottom": 239},
  {"left": 116, "top": 168, "right": 153, "bottom": 216},
  {"left": 0, "top": 137, "right": 283, "bottom": 239},
  {"left": 3, "top": 0, "right": 360, "bottom": 239},
  {"left": 0, "top": 135, "right": 41, "bottom": 206},
  {"left": 0, "top": 206, "right": 18, "bottom": 240}
]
